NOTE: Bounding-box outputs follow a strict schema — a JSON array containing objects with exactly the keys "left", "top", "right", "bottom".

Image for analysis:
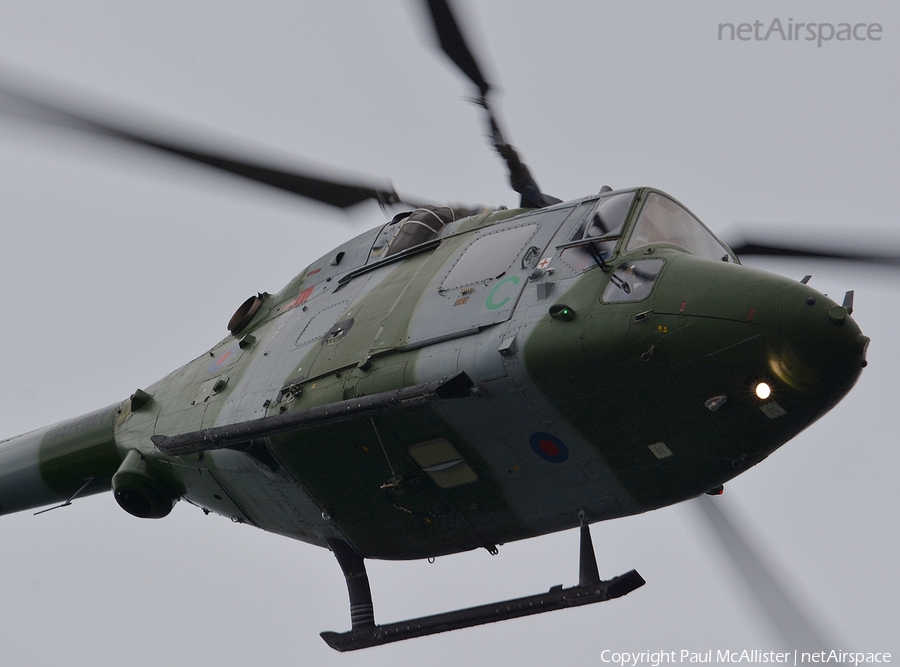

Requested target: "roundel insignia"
[
  {"left": 209, "top": 344, "right": 239, "bottom": 373},
  {"left": 529, "top": 432, "right": 569, "bottom": 463}
]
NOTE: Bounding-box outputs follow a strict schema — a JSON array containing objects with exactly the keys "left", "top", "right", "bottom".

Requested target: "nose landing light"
[{"left": 754, "top": 382, "right": 772, "bottom": 400}]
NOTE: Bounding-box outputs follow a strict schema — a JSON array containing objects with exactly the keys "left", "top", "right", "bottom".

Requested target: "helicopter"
[{"left": 0, "top": 1, "right": 896, "bottom": 664}]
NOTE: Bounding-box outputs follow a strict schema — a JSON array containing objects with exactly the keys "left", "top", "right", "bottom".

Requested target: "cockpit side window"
[
  {"left": 559, "top": 190, "right": 636, "bottom": 273},
  {"left": 580, "top": 190, "right": 635, "bottom": 239},
  {"left": 625, "top": 192, "right": 733, "bottom": 262}
]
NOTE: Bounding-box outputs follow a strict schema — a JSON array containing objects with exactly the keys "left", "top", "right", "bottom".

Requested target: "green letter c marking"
[{"left": 485, "top": 275, "right": 521, "bottom": 311}]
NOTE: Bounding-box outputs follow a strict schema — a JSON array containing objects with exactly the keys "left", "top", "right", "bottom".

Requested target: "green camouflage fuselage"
[{"left": 0, "top": 188, "right": 867, "bottom": 561}]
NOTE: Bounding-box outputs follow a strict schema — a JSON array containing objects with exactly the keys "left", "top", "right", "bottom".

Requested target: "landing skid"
[{"left": 321, "top": 514, "right": 645, "bottom": 652}]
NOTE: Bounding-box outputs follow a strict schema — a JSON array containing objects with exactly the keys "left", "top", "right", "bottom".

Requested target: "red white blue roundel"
[
  {"left": 208, "top": 344, "right": 239, "bottom": 374},
  {"left": 529, "top": 432, "right": 569, "bottom": 463}
]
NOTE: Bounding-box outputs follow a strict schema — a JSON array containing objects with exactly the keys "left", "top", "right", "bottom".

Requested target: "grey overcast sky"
[{"left": 0, "top": 2, "right": 897, "bottom": 666}]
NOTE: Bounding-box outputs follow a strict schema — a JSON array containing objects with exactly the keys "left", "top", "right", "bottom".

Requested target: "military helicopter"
[{"left": 0, "top": 0, "right": 896, "bottom": 664}]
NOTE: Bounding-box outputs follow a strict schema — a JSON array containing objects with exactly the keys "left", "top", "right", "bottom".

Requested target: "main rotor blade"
[
  {"left": 422, "top": 0, "right": 555, "bottom": 209},
  {"left": 727, "top": 230, "right": 900, "bottom": 266},
  {"left": 694, "top": 495, "right": 836, "bottom": 650},
  {"left": 0, "top": 82, "right": 414, "bottom": 209},
  {"left": 425, "top": 0, "right": 490, "bottom": 98}
]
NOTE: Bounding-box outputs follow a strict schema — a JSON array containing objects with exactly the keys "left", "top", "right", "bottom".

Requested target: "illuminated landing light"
[{"left": 755, "top": 382, "right": 772, "bottom": 400}]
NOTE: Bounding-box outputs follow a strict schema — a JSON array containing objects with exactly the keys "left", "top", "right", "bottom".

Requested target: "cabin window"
[{"left": 441, "top": 224, "right": 538, "bottom": 291}]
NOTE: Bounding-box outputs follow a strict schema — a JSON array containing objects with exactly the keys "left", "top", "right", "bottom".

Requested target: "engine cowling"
[{"left": 111, "top": 449, "right": 180, "bottom": 519}]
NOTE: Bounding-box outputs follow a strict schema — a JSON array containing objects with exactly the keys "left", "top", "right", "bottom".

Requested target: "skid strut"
[{"left": 320, "top": 515, "right": 645, "bottom": 652}]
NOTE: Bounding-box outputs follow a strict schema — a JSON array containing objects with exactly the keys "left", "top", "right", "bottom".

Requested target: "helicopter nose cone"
[{"left": 775, "top": 282, "right": 868, "bottom": 405}]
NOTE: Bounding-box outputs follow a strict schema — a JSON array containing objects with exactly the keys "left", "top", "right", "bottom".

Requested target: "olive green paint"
[
  {"left": 523, "top": 249, "right": 863, "bottom": 510},
  {"left": 268, "top": 397, "right": 530, "bottom": 560},
  {"left": 38, "top": 402, "right": 123, "bottom": 497},
  {"left": 8, "top": 193, "right": 865, "bottom": 572}
]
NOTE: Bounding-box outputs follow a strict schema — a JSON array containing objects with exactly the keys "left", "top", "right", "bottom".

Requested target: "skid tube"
[{"left": 320, "top": 513, "right": 645, "bottom": 652}]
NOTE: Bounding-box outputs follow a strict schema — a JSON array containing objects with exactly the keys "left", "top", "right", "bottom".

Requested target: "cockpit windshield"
[{"left": 626, "top": 192, "right": 734, "bottom": 262}]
